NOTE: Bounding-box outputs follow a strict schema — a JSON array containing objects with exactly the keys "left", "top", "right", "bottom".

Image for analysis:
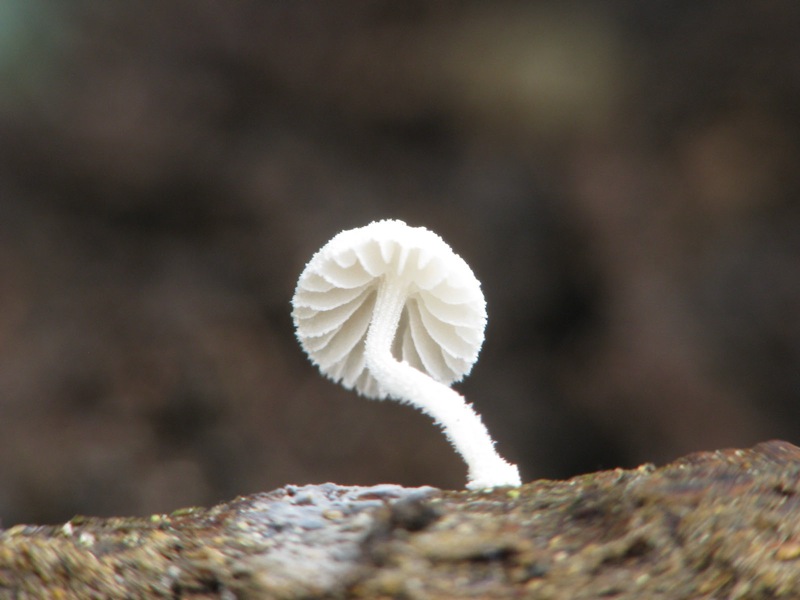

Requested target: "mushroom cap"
[{"left": 292, "top": 220, "right": 487, "bottom": 399}]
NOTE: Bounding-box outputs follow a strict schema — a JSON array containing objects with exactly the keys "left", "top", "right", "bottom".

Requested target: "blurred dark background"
[{"left": 1, "top": 1, "right": 799, "bottom": 526}]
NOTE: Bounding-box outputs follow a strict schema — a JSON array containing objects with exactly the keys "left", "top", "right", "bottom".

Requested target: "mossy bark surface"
[{"left": 3, "top": 441, "right": 800, "bottom": 599}]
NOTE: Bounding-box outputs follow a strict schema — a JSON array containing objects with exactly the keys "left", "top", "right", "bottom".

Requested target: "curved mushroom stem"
[{"left": 365, "top": 278, "right": 521, "bottom": 489}]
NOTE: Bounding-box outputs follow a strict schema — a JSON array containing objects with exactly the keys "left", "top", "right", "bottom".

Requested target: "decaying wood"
[{"left": 3, "top": 440, "right": 800, "bottom": 599}]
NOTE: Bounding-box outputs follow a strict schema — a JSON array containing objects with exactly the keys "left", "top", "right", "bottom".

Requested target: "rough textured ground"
[{"left": 3, "top": 440, "right": 800, "bottom": 599}]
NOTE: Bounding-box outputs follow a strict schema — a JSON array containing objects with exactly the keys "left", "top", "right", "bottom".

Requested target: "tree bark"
[{"left": 3, "top": 440, "right": 800, "bottom": 599}]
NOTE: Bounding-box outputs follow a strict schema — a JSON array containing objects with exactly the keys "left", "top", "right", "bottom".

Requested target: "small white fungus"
[{"left": 292, "top": 219, "right": 520, "bottom": 490}]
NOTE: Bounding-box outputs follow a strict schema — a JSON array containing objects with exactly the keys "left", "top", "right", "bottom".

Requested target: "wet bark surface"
[{"left": 3, "top": 440, "right": 800, "bottom": 599}]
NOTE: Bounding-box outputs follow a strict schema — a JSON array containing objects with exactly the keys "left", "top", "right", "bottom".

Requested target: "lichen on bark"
[{"left": 4, "top": 441, "right": 800, "bottom": 599}]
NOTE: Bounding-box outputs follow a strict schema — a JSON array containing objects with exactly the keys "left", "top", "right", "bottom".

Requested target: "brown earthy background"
[{"left": 1, "top": 1, "right": 798, "bottom": 526}]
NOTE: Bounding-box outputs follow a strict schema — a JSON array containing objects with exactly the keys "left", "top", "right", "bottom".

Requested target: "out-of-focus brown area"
[{"left": 0, "top": 1, "right": 798, "bottom": 526}]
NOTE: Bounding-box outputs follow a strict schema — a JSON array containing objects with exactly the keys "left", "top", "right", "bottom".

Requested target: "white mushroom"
[{"left": 292, "top": 219, "right": 521, "bottom": 490}]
